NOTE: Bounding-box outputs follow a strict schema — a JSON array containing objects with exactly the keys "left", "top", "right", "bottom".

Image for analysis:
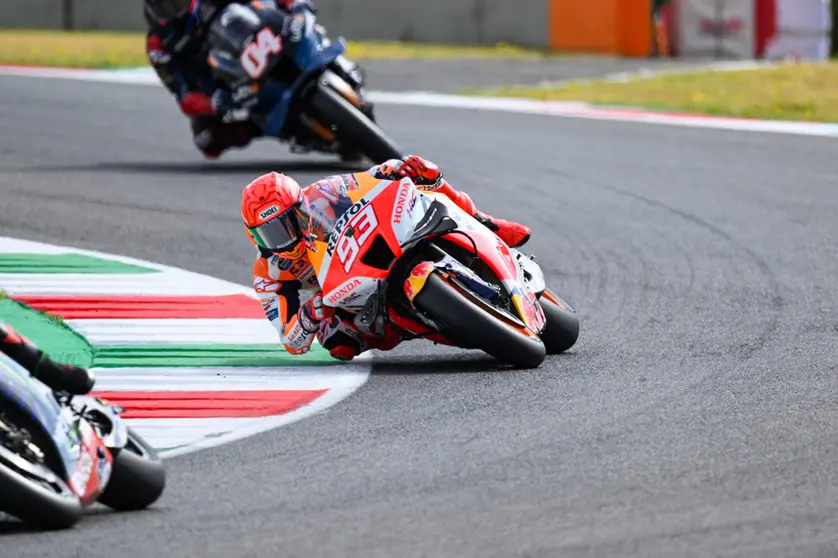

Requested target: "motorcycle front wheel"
[
  {"left": 0, "top": 403, "right": 82, "bottom": 529},
  {"left": 98, "top": 426, "right": 165, "bottom": 511},
  {"left": 413, "top": 272, "right": 546, "bottom": 369}
]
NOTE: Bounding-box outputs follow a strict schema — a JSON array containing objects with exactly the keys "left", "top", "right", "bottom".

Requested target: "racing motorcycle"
[
  {"left": 0, "top": 352, "right": 165, "bottom": 529},
  {"left": 306, "top": 174, "right": 580, "bottom": 369},
  {"left": 205, "top": 1, "right": 404, "bottom": 163}
]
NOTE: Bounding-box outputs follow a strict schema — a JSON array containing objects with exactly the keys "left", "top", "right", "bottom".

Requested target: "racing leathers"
[
  {"left": 145, "top": 0, "right": 316, "bottom": 158},
  {"left": 252, "top": 155, "right": 532, "bottom": 361},
  {"left": 0, "top": 323, "right": 95, "bottom": 395}
]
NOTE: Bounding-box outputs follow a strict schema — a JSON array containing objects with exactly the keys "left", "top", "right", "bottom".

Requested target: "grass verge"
[
  {"left": 462, "top": 61, "right": 838, "bottom": 123},
  {"left": 0, "top": 29, "right": 546, "bottom": 68}
]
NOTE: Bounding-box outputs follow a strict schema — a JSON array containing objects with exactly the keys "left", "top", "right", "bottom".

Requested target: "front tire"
[
  {"left": 0, "top": 405, "right": 82, "bottom": 530},
  {"left": 413, "top": 272, "right": 546, "bottom": 369},
  {"left": 538, "top": 289, "right": 579, "bottom": 354},
  {"left": 98, "top": 427, "right": 165, "bottom": 511},
  {"left": 307, "top": 83, "right": 404, "bottom": 163}
]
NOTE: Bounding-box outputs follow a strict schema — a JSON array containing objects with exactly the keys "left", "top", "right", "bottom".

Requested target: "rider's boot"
[
  {"left": 0, "top": 325, "right": 95, "bottom": 395},
  {"left": 437, "top": 181, "right": 531, "bottom": 248},
  {"left": 318, "top": 316, "right": 402, "bottom": 361},
  {"left": 192, "top": 118, "right": 262, "bottom": 160}
]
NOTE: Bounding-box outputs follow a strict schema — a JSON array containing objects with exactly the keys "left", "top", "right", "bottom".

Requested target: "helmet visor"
[
  {"left": 147, "top": 0, "right": 191, "bottom": 21},
  {"left": 248, "top": 206, "right": 305, "bottom": 252}
]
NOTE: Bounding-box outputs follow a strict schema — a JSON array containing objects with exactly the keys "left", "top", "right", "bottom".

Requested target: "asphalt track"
[{"left": 2, "top": 74, "right": 838, "bottom": 558}]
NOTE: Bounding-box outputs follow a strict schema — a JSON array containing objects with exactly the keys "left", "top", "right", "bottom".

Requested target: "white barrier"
[{"left": 764, "top": 0, "right": 832, "bottom": 59}]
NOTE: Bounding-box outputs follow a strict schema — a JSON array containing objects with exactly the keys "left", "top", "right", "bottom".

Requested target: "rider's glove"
[
  {"left": 300, "top": 291, "right": 330, "bottom": 333},
  {"left": 281, "top": 291, "right": 332, "bottom": 355},
  {"left": 392, "top": 155, "right": 442, "bottom": 187}
]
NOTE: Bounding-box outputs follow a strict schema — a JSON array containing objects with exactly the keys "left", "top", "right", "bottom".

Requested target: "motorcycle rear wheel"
[
  {"left": 98, "top": 426, "right": 165, "bottom": 511},
  {"left": 413, "top": 272, "right": 546, "bottom": 369},
  {"left": 0, "top": 403, "right": 82, "bottom": 529},
  {"left": 538, "top": 289, "right": 580, "bottom": 354}
]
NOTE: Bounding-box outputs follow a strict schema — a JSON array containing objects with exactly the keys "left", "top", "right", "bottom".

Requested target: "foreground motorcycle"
[
  {"left": 205, "top": 1, "right": 404, "bottom": 163},
  {"left": 307, "top": 174, "right": 580, "bottom": 369},
  {"left": 0, "top": 352, "right": 165, "bottom": 529}
]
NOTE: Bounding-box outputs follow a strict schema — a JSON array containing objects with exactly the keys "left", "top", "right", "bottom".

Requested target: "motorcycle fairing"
[
  {"left": 206, "top": 1, "right": 352, "bottom": 137},
  {"left": 306, "top": 175, "right": 545, "bottom": 335}
]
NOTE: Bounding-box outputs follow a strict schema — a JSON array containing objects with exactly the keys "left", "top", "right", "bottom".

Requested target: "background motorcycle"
[
  {"left": 0, "top": 352, "right": 165, "bottom": 529},
  {"left": 305, "top": 174, "right": 580, "bottom": 369},
  {"left": 205, "top": 1, "right": 404, "bottom": 163}
]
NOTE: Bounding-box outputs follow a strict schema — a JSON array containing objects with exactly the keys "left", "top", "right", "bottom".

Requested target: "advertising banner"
[{"left": 678, "top": 0, "right": 756, "bottom": 58}]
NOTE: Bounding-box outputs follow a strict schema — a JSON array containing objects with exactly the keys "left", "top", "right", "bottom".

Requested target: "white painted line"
[
  {"left": 0, "top": 236, "right": 372, "bottom": 458},
  {"left": 159, "top": 355, "right": 372, "bottom": 458},
  {"left": 120, "top": 417, "right": 258, "bottom": 450},
  {"left": 92, "top": 366, "right": 369, "bottom": 391},
  {"left": 67, "top": 318, "right": 281, "bottom": 345},
  {"left": 0, "top": 271, "right": 248, "bottom": 296},
  {"left": 1, "top": 64, "right": 835, "bottom": 138}
]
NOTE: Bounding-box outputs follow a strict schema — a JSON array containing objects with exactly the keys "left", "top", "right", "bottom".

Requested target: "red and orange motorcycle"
[{"left": 307, "top": 174, "right": 580, "bottom": 369}]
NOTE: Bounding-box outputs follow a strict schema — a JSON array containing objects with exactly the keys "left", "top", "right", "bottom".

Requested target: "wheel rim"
[{"left": 0, "top": 416, "right": 76, "bottom": 499}]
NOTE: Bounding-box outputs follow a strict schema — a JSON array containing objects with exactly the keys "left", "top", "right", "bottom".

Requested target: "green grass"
[
  {"left": 462, "top": 61, "right": 838, "bottom": 123},
  {"left": 0, "top": 29, "right": 547, "bottom": 68}
]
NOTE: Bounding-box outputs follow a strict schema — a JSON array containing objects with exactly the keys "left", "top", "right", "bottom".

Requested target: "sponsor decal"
[
  {"left": 270, "top": 254, "right": 292, "bottom": 271},
  {"left": 262, "top": 298, "right": 279, "bottom": 321},
  {"left": 341, "top": 291, "right": 363, "bottom": 305},
  {"left": 232, "top": 83, "right": 257, "bottom": 104},
  {"left": 288, "top": 14, "right": 305, "bottom": 42},
  {"left": 148, "top": 50, "right": 171, "bottom": 65},
  {"left": 392, "top": 181, "right": 412, "bottom": 225},
  {"left": 259, "top": 206, "right": 280, "bottom": 221},
  {"left": 327, "top": 278, "right": 362, "bottom": 305},
  {"left": 326, "top": 197, "right": 369, "bottom": 256},
  {"left": 404, "top": 261, "right": 435, "bottom": 301},
  {"left": 283, "top": 320, "right": 311, "bottom": 352},
  {"left": 254, "top": 277, "right": 277, "bottom": 292},
  {"left": 97, "top": 449, "right": 112, "bottom": 487},
  {"left": 70, "top": 444, "right": 95, "bottom": 497}
]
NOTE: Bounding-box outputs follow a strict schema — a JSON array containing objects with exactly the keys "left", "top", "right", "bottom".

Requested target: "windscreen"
[{"left": 207, "top": 3, "right": 263, "bottom": 55}]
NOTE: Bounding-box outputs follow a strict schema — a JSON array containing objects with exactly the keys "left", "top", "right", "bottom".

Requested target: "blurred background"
[{"left": 0, "top": 0, "right": 832, "bottom": 61}]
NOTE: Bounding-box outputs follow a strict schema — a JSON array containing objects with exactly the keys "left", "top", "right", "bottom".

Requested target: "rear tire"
[
  {"left": 413, "top": 273, "right": 546, "bottom": 369},
  {"left": 307, "top": 83, "right": 404, "bottom": 163},
  {"left": 98, "top": 427, "right": 165, "bottom": 511},
  {"left": 0, "top": 404, "right": 82, "bottom": 530},
  {"left": 538, "top": 289, "right": 580, "bottom": 354}
]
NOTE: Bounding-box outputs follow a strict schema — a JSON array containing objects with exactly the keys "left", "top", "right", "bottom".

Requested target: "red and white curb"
[
  {"left": 0, "top": 236, "right": 370, "bottom": 458},
  {"left": 1, "top": 64, "right": 836, "bottom": 138}
]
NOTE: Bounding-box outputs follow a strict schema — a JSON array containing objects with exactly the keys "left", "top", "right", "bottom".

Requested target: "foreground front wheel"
[
  {"left": 0, "top": 404, "right": 82, "bottom": 530},
  {"left": 413, "top": 272, "right": 546, "bottom": 369},
  {"left": 98, "top": 427, "right": 165, "bottom": 511}
]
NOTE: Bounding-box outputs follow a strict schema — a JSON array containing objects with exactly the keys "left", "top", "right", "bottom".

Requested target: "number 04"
[{"left": 241, "top": 28, "right": 282, "bottom": 79}]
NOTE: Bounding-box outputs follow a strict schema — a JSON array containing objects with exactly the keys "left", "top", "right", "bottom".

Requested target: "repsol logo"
[
  {"left": 259, "top": 206, "right": 280, "bottom": 221},
  {"left": 326, "top": 197, "right": 368, "bottom": 255}
]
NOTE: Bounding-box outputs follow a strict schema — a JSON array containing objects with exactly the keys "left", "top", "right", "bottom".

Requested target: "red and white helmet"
[{"left": 241, "top": 172, "right": 311, "bottom": 259}]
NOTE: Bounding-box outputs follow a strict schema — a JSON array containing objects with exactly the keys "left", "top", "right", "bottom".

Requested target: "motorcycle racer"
[
  {"left": 240, "top": 155, "right": 532, "bottom": 361},
  {"left": 144, "top": 0, "right": 318, "bottom": 159},
  {"left": 0, "top": 323, "right": 95, "bottom": 395}
]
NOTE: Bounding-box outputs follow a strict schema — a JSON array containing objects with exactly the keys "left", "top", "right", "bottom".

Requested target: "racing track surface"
[{"left": 2, "top": 75, "right": 838, "bottom": 557}]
